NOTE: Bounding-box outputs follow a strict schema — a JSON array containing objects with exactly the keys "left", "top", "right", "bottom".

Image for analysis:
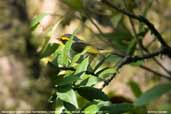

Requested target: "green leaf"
[
  {"left": 93, "top": 55, "right": 110, "bottom": 72},
  {"left": 63, "top": 101, "right": 77, "bottom": 112},
  {"left": 99, "top": 68, "right": 116, "bottom": 79},
  {"left": 76, "top": 87, "right": 109, "bottom": 101},
  {"left": 128, "top": 80, "right": 142, "bottom": 97},
  {"left": 57, "top": 89, "right": 78, "bottom": 108},
  {"left": 71, "top": 53, "right": 82, "bottom": 65},
  {"left": 62, "top": 0, "right": 83, "bottom": 11},
  {"left": 127, "top": 39, "right": 136, "bottom": 55},
  {"left": 40, "top": 43, "right": 59, "bottom": 58},
  {"left": 56, "top": 84, "right": 72, "bottom": 93},
  {"left": 131, "top": 60, "right": 144, "bottom": 66},
  {"left": 31, "top": 13, "right": 48, "bottom": 30},
  {"left": 60, "top": 32, "right": 79, "bottom": 66},
  {"left": 77, "top": 78, "right": 89, "bottom": 87},
  {"left": 78, "top": 75, "right": 99, "bottom": 87},
  {"left": 111, "top": 31, "right": 132, "bottom": 52},
  {"left": 71, "top": 49, "right": 87, "bottom": 65},
  {"left": 61, "top": 37, "right": 73, "bottom": 66},
  {"left": 56, "top": 45, "right": 66, "bottom": 65},
  {"left": 84, "top": 104, "right": 99, "bottom": 114},
  {"left": 55, "top": 73, "right": 81, "bottom": 86},
  {"left": 100, "top": 103, "right": 134, "bottom": 114},
  {"left": 95, "top": 67, "right": 108, "bottom": 76},
  {"left": 55, "top": 99, "right": 64, "bottom": 114},
  {"left": 105, "top": 54, "right": 121, "bottom": 63},
  {"left": 111, "top": 14, "right": 122, "bottom": 28},
  {"left": 134, "top": 83, "right": 171, "bottom": 107},
  {"left": 84, "top": 76, "right": 99, "bottom": 86},
  {"left": 75, "top": 57, "right": 89, "bottom": 74}
]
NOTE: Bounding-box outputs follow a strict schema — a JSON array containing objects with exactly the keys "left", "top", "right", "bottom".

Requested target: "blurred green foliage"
[
  {"left": 31, "top": 0, "right": 171, "bottom": 113},
  {"left": 37, "top": 36, "right": 171, "bottom": 114}
]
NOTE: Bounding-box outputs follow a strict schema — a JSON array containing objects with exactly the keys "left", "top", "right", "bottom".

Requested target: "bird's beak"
[{"left": 56, "top": 36, "right": 69, "bottom": 44}]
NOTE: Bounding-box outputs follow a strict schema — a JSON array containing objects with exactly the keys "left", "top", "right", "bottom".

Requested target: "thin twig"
[
  {"left": 126, "top": 10, "right": 171, "bottom": 76},
  {"left": 123, "top": 1, "right": 144, "bottom": 55},
  {"left": 111, "top": 0, "right": 171, "bottom": 76},
  {"left": 84, "top": 12, "right": 116, "bottom": 48},
  {"left": 137, "top": 38, "right": 171, "bottom": 76},
  {"left": 153, "top": 58, "right": 171, "bottom": 75},
  {"left": 101, "top": 0, "right": 169, "bottom": 47},
  {"left": 86, "top": 13, "right": 104, "bottom": 36},
  {"left": 140, "top": 65, "right": 171, "bottom": 80},
  {"left": 101, "top": 48, "right": 166, "bottom": 88}
]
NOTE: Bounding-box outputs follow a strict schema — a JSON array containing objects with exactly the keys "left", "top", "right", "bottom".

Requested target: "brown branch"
[
  {"left": 84, "top": 12, "right": 115, "bottom": 48},
  {"left": 101, "top": 0, "right": 169, "bottom": 47},
  {"left": 99, "top": 0, "right": 171, "bottom": 87},
  {"left": 140, "top": 65, "right": 171, "bottom": 80},
  {"left": 102, "top": 48, "right": 167, "bottom": 88}
]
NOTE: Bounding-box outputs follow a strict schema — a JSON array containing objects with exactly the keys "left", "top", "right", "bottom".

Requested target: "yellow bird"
[{"left": 59, "top": 34, "right": 100, "bottom": 55}]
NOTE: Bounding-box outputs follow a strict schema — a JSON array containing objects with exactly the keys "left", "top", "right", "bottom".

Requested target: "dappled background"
[
  {"left": 28, "top": 0, "right": 171, "bottom": 108},
  {"left": 0, "top": 0, "right": 171, "bottom": 112}
]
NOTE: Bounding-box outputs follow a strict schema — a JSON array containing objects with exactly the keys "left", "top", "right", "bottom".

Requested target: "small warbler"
[{"left": 59, "top": 34, "right": 100, "bottom": 54}]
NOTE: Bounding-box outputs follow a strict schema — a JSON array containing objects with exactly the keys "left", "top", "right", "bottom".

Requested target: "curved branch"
[
  {"left": 101, "top": 0, "right": 169, "bottom": 47},
  {"left": 140, "top": 65, "right": 171, "bottom": 80},
  {"left": 102, "top": 48, "right": 168, "bottom": 88}
]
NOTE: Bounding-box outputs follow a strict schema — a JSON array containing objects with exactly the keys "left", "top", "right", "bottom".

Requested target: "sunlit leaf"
[
  {"left": 57, "top": 89, "right": 78, "bottom": 108},
  {"left": 84, "top": 76, "right": 99, "bottom": 86},
  {"left": 78, "top": 74, "right": 99, "bottom": 87},
  {"left": 61, "top": 37, "right": 73, "bottom": 66},
  {"left": 98, "top": 68, "right": 116, "bottom": 79},
  {"left": 56, "top": 45, "right": 65, "bottom": 65},
  {"left": 31, "top": 13, "right": 48, "bottom": 30},
  {"left": 55, "top": 99, "right": 64, "bottom": 114},
  {"left": 75, "top": 57, "right": 89, "bottom": 74},
  {"left": 95, "top": 67, "right": 109, "bottom": 76},
  {"left": 71, "top": 51, "right": 85, "bottom": 65},
  {"left": 84, "top": 104, "right": 99, "bottom": 114}
]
